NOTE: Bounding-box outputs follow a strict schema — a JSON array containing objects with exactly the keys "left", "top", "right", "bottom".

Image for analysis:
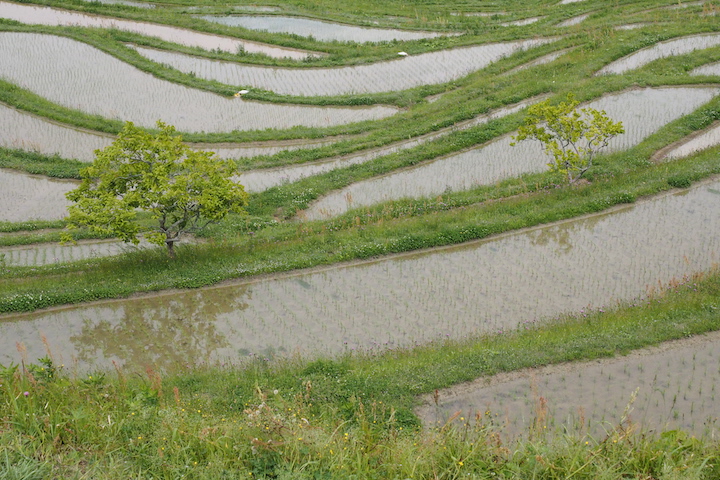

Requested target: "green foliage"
[
  {"left": 512, "top": 93, "right": 625, "bottom": 183},
  {"left": 62, "top": 121, "right": 249, "bottom": 257}
]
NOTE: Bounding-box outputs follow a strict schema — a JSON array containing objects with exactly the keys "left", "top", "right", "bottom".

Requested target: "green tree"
[
  {"left": 512, "top": 94, "right": 624, "bottom": 184},
  {"left": 63, "top": 121, "right": 248, "bottom": 257}
]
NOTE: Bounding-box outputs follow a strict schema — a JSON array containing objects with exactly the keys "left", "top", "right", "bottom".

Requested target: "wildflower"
[{"left": 23, "top": 391, "right": 29, "bottom": 397}]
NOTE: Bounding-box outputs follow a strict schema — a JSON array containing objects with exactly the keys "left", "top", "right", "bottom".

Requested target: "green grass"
[{"left": 1, "top": 267, "right": 719, "bottom": 478}]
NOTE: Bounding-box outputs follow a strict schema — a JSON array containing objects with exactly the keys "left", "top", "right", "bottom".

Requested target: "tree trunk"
[{"left": 166, "top": 239, "right": 176, "bottom": 259}]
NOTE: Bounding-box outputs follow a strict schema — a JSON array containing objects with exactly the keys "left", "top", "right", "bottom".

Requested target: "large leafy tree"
[
  {"left": 512, "top": 94, "right": 624, "bottom": 184},
  {"left": 63, "top": 121, "right": 248, "bottom": 257}
]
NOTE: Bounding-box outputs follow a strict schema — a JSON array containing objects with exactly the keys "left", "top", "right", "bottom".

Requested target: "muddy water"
[
  {"left": 238, "top": 97, "right": 543, "bottom": 192},
  {"left": 691, "top": 60, "right": 720, "bottom": 76},
  {"left": 303, "top": 86, "right": 719, "bottom": 220},
  {"left": 0, "top": 102, "right": 337, "bottom": 162},
  {"left": 0, "top": 239, "right": 156, "bottom": 266},
  {"left": 200, "top": 15, "right": 447, "bottom": 43},
  {"left": 0, "top": 33, "right": 397, "bottom": 133},
  {"left": 133, "top": 38, "right": 556, "bottom": 96},
  {"left": 597, "top": 33, "right": 720, "bottom": 75},
  {"left": 418, "top": 331, "right": 720, "bottom": 439},
  {"left": 0, "top": 169, "right": 76, "bottom": 222},
  {"left": 657, "top": 121, "right": 720, "bottom": 161},
  {"left": 0, "top": 1, "right": 316, "bottom": 59},
  {"left": 2, "top": 181, "right": 719, "bottom": 371}
]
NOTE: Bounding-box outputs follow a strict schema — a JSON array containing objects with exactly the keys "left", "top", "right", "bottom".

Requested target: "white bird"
[
  {"left": 234, "top": 89, "right": 250, "bottom": 97},
  {"left": 397, "top": 51, "right": 408, "bottom": 56}
]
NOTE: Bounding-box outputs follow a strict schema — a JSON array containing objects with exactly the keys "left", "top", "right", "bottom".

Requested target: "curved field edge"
[
  {"left": 2, "top": 147, "right": 720, "bottom": 313},
  {"left": 2, "top": 265, "right": 720, "bottom": 478}
]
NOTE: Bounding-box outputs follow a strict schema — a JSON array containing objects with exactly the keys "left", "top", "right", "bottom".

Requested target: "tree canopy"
[
  {"left": 512, "top": 94, "right": 625, "bottom": 184},
  {"left": 63, "top": 121, "right": 248, "bottom": 257}
]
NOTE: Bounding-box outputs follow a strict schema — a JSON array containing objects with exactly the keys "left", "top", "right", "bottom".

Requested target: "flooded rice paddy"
[
  {"left": 133, "top": 38, "right": 556, "bottom": 96},
  {"left": 0, "top": 169, "right": 76, "bottom": 222},
  {"left": 0, "top": 102, "right": 338, "bottom": 162},
  {"left": 199, "top": 15, "right": 448, "bottom": 43},
  {"left": 0, "top": 33, "right": 397, "bottom": 133},
  {"left": 303, "top": 86, "right": 719, "bottom": 220},
  {"left": 2, "top": 180, "right": 719, "bottom": 371},
  {"left": 597, "top": 33, "right": 720, "bottom": 75},
  {"left": 557, "top": 13, "right": 590, "bottom": 27},
  {"left": 418, "top": 331, "right": 720, "bottom": 439},
  {"left": 0, "top": 103, "right": 114, "bottom": 162},
  {"left": 500, "top": 17, "right": 541, "bottom": 27},
  {"left": 0, "top": 1, "right": 316, "bottom": 59},
  {"left": 237, "top": 97, "right": 543, "bottom": 192},
  {"left": 0, "top": 239, "right": 154, "bottom": 267},
  {"left": 655, "top": 121, "right": 720, "bottom": 161},
  {"left": 691, "top": 61, "right": 720, "bottom": 76}
]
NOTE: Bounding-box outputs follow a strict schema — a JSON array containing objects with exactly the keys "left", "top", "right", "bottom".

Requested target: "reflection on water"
[
  {"left": 2, "top": 181, "right": 719, "bottom": 372},
  {"left": 133, "top": 38, "right": 557, "bottom": 96},
  {"left": 0, "top": 169, "right": 76, "bottom": 221},
  {"left": 303, "top": 87, "right": 719, "bottom": 219},
  {"left": 597, "top": 33, "right": 720, "bottom": 75},
  {"left": 200, "top": 15, "right": 448, "bottom": 43},
  {"left": 0, "top": 0, "right": 316, "bottom": 59},
  {"left": 0, "top": 33, "right": 397, "bottom": 133}
]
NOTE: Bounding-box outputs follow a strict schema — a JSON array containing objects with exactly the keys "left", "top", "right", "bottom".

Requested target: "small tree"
[
  {"left": 62, "top": 121, "right": 248, "bottom": 257},
  {"left": 511, "top": 93, "right": 624, "bottom": 184}
]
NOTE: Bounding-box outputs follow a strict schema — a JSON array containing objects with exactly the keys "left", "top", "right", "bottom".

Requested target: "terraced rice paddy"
[
  {"left": 0, "top": 102, "right": 336, "bottom": 162},
  {"left": 0, "top": 239, "right": 154, "bottom": 266},
  {"left": 0, "top": 32, "right": 397, "bottom": 132},
  {"left": 597, "top": 33, "right": 720, "bottom": 75},
  {"left": 419, "top": 331, "right": 720, "bottom": 439},
  {"left": 655, "top": 121, "right": 720, "bottom": 160},
  {"left": 304, "top": 86, "right": 719, "bottom": 220},
  {"left": 0, "top": 0, "right": 316, "bottom": 59},
  {"left": 133, "top": 38, "right": 557, "bottom": 96},
  {"left": 237, "top": 97, "right": 542, "bottom": 192},
  {"left": 3, "top": 180, "right": 719, "bottom": 370},
  {"left": 0, "top": 169, "right": 76, "bottom": 222},
  {"left": 0, "top": 103, "right": 113, "bottom": 161},
  {"left": 692, "top": 60, "right": 720, "bottom": 75},
  {"left": 199, "top": 15, "right": 449, "bottom": 43},
  {"left": 2, "top": 0, "right": 720, "bottom": 447}
]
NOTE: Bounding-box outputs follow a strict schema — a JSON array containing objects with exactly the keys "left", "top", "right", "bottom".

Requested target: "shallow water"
[
  {"left": 691, "top": 60, "right": 720, "bottom": 76},
  {"left": 500, "top": 17, "right": 541, "bottom": 27},
  {"left": 133, "top": 38, "right": 556, "bottom": 96},
  {"left": 303, "top": 86, "right": 719, "bottom": 220},
  {"left": 657, "top": 121, "right": 720, "bottom": 161},
  {"left": 0, "top": 33, "right": 397, "bottom": 133},
  {"left": 0, "top": 1, "right": 315, "bottom": 59},
  {"left": 597, "top": 33, "right": 720, "bottom": 75},
  {"left": 0, "top": 239, "right": 155, "bottom": 266},
  {"left": 237, "top": 97, "right": 544, "bottom": 192},
  {"left": 557, "top": 13, "right": 589, "bottom": 27},
  {"left": 2, "top": 180, "right": 719, "bottom": 371},
  {"left": 0, "top": 102, "right": 337, "bottom": 162},
  {"left": 82, "top": 0, "right": 155, "bottom": 8},
  {"left": 418, "top": 331, "right": 720, "bottom": 439},
  {"left": 200, "top": 15, "right": 447, "bottom": 43},
  {"left": 0, "top": 103, "right": 114, "bottom": 162},
  {"left": 0, "top": 169, "right": 76, "bottom": 222}
]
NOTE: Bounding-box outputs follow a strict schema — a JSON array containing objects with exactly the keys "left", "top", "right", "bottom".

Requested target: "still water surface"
[{"left": 2, "top": 181, "right": 718, "bottom": 371}]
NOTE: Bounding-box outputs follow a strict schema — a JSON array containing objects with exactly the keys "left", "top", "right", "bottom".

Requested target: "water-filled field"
[
  {"left": 199, "top": 15, "right": 449, "bottom": 43},
  {"left": 0, "top": 0, "right": 316, "bottom": 59},
  {"left": 0, "top": 33, "right": 397, "bottom": 132},
  {"left": 304, "top": 86, "right": 719, "bottom": 219},
  {"left": 133, "top": 38, "right": 556, "bottom": 95},
  {"left": 3, "top": 180, "right": 718, "bottom": 370},
  {"left": 0, "top": 169, "right": 76, "bottom": 222}
]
